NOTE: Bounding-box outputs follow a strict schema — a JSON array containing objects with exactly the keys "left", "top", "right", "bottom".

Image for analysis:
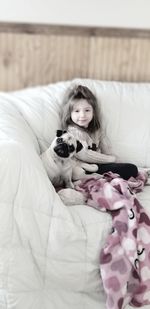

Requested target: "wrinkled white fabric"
[{"left": 0, "top": 79, "right": 150, "bottom": 309}]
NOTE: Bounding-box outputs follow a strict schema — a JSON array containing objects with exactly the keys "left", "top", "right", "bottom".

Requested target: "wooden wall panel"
[
  {"left": 88, "top": 37, "right": 150, "bottom": 82},
  {"left": 0, "top": 23, "right": 150, "bottom": 91}
]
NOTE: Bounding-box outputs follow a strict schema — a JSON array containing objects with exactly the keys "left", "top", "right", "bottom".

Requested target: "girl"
[{"left": 61, "top": 84, "right": 138, "bottom": 180}]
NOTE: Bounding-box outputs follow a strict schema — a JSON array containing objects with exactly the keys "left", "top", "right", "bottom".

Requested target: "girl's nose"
[{"left": 80, "top": 111, "right": 85, "bottom": 117}]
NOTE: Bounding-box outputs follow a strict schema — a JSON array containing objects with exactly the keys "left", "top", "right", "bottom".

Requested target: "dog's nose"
[
  {"left": 57, "top": 138, "right": 63, "bottom": 143},
  {"left": 68, "top": 144, "right": 75, "bottom": 153}
]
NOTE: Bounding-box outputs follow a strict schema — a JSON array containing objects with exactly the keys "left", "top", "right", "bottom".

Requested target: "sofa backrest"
[{"left": 0, "top": 79, "right": 149, "bottom": 167}]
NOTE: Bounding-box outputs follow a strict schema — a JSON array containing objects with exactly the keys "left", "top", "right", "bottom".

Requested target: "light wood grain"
[{"left": 0, "top": 23, "right": 150, "bottom": 91}]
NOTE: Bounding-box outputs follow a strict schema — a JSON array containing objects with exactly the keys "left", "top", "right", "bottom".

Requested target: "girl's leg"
[{"left": 96, "top": 163, "right": 138, "bottom": 180}]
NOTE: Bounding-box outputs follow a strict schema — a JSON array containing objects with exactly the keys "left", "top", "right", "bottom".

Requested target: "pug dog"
[
  {"left": 41, "top": 130, "right": 83, "bottom": 188},
  {"left": 41, "top": 130, "right": 98, "bottom": 189}
]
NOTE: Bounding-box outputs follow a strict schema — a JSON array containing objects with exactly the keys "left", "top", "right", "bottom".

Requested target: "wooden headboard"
[{"left": 0, "top": 22, "right": 150, "bottom": 91}]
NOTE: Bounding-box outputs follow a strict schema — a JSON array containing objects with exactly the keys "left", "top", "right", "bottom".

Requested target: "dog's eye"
[
  {"left": 57, "top": 138, "right": 63, "bottom": 143},
  {"left": 68, "top": 145, "right": 75, "bottom": 153}
]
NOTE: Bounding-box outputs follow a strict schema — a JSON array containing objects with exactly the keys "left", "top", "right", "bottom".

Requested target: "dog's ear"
[
  {"left": 56, "top": 130, "right": 67, "bottom": 137},
  {"left": 56, "top": 130, "right": 63, "bottom": 137},
  {"left": 76, "top": 140, "right": 83, "bottom": 153}
]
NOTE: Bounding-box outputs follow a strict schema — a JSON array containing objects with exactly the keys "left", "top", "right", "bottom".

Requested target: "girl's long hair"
[{"left": 61, "top": 84, "right": 101, "bottom": 133}]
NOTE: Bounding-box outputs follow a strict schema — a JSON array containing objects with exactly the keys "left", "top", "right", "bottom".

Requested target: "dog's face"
[{"left": 51, "top": 130, "right": 83, "bottom": 159}]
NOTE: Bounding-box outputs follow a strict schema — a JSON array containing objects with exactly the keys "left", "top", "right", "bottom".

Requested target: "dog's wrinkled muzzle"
[{"left": 54, "top": 143, "right": 70, "bottom": 158}]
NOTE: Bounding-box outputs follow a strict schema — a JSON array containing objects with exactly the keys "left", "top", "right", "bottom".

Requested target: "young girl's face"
[{"left": 71, "top": 99, "right": 93, "bottom": 128}]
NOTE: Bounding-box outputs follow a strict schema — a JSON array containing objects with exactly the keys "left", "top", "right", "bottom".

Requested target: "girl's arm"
[
  {"left": 75, "top": 147, "right": 116, "bottom": 164},
  {"left": 67, "top": 125, "right": 116, "bottom": 163}
]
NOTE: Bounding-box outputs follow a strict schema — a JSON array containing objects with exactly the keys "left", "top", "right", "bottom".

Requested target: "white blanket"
[{"left": 0, "top": 80, "right": 150, "bottom": 309}]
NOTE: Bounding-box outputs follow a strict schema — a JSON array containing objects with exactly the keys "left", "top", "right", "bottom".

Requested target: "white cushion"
[{"left": 3, "top": 81, "right": 71, "bottom": 152}]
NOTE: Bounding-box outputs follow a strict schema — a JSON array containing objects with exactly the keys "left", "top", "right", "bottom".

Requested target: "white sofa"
[{"left": 0, "top": 78, "right": 150, "bottom": 309}]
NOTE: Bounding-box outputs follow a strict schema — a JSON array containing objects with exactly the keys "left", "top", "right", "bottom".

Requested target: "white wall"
[{"left": 0, "top": 0, "right": 150, "bottom": 29}]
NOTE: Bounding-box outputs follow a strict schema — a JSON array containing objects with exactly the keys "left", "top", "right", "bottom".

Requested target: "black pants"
[{"left": 86, "top": 163, "right": 138, "bottom": 180}]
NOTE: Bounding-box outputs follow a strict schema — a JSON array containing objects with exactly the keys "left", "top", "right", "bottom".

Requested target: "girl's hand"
[{"left": 109, "top": 155, "right": 116, "bottom": 162}]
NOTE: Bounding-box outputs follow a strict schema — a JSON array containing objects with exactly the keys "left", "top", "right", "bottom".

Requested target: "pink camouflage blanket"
[{"left": 74, "top": 171, "right": 150, "bottom": 309}]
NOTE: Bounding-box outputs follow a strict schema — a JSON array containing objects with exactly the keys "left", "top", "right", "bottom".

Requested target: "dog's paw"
[
  {"left": 58, "top": 189, "right": 86, "bottom": 206},
  {"left": 89, "top": 164, "right": 98, "bottom": 172}
]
